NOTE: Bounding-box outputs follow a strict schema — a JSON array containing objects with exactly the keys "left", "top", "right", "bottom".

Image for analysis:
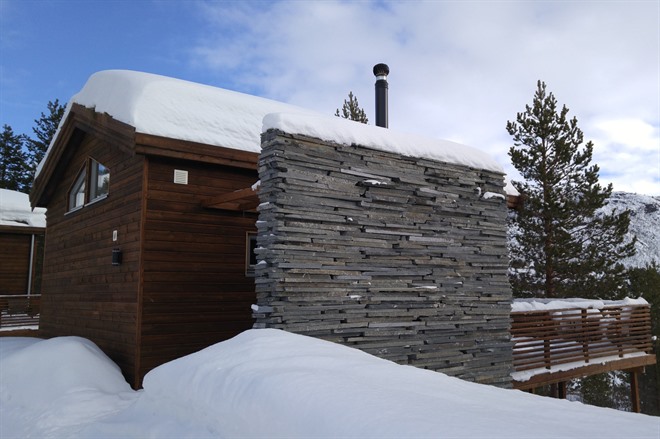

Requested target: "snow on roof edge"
[{"left": 36, "top": 70, "right": 315, "bottom": 177}]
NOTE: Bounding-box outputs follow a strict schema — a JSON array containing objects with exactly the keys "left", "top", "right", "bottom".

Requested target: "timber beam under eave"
[{"left": 201, "top": 187, "right": 259, "bottom": 212}]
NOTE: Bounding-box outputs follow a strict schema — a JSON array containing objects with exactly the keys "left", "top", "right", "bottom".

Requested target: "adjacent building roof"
[{"left": 0, "top": 189, "right": 46, "bottom": 228}]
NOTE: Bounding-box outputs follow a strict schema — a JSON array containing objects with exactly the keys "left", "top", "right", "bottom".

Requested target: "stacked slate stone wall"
[{"left": 253, "top": 129, "right": 513, "bottom": 387}]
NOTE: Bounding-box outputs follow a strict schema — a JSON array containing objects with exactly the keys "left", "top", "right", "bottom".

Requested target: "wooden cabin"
[
  {"left": 0, "top": 189, "right": 45, "bottom": 333},
  {"left": 0, "top": 189, "right": 45, "bottom": 297},
  {"left": 29, "top": 70, "right": 518, "bottom": 389},
  {"left": 29, "top": 70, "right": 312, "bottom": 387}
]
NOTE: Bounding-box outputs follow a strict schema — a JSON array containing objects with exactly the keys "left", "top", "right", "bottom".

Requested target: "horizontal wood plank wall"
[
  {"left": 0, "top": 233, "right": 32, "bottom": 294},
  {"left": 39, "top": 133, "right": 144, "bottom": 386},
  {"left": 139, "top": 157, "right": 258, "bottom": 381},
  {"left": 255, "top": 130, "right": 513, "bottom": 387}
]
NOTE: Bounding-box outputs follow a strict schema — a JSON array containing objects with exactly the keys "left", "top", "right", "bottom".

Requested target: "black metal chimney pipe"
[{"left": 373, "top": 63, "right": 389, "bottom": 128}]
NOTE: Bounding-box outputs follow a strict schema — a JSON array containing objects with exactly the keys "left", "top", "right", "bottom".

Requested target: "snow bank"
[
  {"left": 0, "top": 337, "right": 136, "bottom": 438},
  {"left": 0, "top": 336, "right": 41, "bottom": 358},
  {"left": 0, "top": 189, "right": 46, "bottom": 227},
  {"left": 2, "top": 330, "right": 658, "bottom": 438},
  {"left": 0, "top": 337, "right": 132, "bottom": 410},
  {"left": 38, "top": 70, "right": 502, "bottom": 177},
  {"left": 133, "top": 329, "right": 658, "bottom": 438},
  {"left": 512, "top": 297, "right": 649, "bottom": 312}
]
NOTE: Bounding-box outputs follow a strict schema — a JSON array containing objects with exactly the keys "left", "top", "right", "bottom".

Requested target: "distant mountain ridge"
[{"left": 600, "top": 192, "right": 660, "bottom": 269}]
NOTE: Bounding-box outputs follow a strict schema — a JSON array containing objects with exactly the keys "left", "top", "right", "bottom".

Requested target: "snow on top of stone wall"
[{"left": 263, "top": 112, "right": 502, "bottom": 172}]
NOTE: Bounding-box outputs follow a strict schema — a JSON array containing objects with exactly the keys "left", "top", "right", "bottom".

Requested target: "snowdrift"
[{"left": 1, "top": 329, "right": 658, "bottom": 438}]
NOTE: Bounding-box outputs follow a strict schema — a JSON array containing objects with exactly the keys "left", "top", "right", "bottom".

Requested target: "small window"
[
  {"left": 90, "top": 159, "right": 110, "bottom": 201},
  {"left": 66, "top": 158, "right": 110, "bottom": 213},
  {"left": 68, "top": 169, "right": 86, "bottom": 211}
]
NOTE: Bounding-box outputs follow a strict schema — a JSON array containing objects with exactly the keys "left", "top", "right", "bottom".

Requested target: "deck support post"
[
  {"left": 630, "top": 368, "right": 641, "bottom": 413},
  {"left": 558, "top": 381, "right": 567, "bottom": 399},
  {"left": 549, "top": 382, "right": 567, "bottom": 399}
]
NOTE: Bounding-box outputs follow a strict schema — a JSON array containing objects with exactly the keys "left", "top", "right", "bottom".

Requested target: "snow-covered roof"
[
  {"left": 38, "top": 70, "right": 502, "bottom": 176},
  {"left": 0, "top": 189, "right": 46, "bottom": 228},
  {"left": 67, "top": 70, "right": 315, "bottom": 153},
  {"left": 504, "top": 177, "right": 519, "bottom": 196}
]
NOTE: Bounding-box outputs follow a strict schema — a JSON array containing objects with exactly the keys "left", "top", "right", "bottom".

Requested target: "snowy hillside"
[{"left": 602, "top": 192, "right": 660, "bottom": 268}]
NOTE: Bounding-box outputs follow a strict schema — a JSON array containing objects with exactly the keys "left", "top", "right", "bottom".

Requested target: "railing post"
[
  {"left": 615, "top": 309, "right": 624, "bottom": 357},
  {"left": 544, "top": 337, "right": 551, "bottom": 369},
  {"left": 558, "top": 381, "right": 567, "bottom": 399},
  {"left": 581, "top": 309, "right": 590, "bottom": 363}
]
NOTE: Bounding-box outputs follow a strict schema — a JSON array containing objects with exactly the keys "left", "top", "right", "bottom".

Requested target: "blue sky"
[{"left": 1, "top": 0, "right": 659, "bottom": 195}]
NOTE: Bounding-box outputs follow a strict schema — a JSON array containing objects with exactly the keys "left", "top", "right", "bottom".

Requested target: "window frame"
[
  {"left": 89, "top": 158, "right": 110, "bottom": 202},
  {"left": 67, "top": 166, "right": 87, "bottom": 212},
  {"left": 66, "top": 157, "right": 110, "bottom": 214}
]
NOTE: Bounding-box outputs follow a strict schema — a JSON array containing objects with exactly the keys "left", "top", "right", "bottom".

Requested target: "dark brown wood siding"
[
  {"left": 0, "top": 230, "right": 39, "bottom": 294},
  {"left": 139, "top": 157, "right": 257, "bottom": 381},
  {"left": 39, "top": 133, "right": 144, "bottom": 386}
]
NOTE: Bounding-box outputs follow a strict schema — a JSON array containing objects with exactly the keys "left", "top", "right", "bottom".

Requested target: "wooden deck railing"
[
  {"left": 511, "top": 303, "right": 655, "bottom": 373},
  {"left": 0, "top": 294, "right": 41, "bottom": 331}
]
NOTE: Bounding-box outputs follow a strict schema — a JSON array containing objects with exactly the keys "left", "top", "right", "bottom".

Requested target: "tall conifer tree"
[
  {"left": 506, "top": 81, "right": 635, "bottom": 299},
  {"left": 26, "top": 99, "right": 65, "bottom": 175},
  {"left": 0, "top": 124, "right": 30, "bottom": 191},
  {"left": 335, "top": 91, "right": 369, "bottom": 124}
]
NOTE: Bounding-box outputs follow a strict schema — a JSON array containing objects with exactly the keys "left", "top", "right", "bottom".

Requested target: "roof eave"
[{"left": 30, "top": 104, "right": 137, "bottom": 209}]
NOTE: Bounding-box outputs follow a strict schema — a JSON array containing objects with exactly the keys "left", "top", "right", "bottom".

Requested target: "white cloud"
[
  {"left": 593, "top": 119, "right": 658, "bottom": 152},
  {"left": 590, "top": 118, "right": 660, "bottom": 194},
  {"left": 190, "top": 0, "right": 660, "bottom": 195}
]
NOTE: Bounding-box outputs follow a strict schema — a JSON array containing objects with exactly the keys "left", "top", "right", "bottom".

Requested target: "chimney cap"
[{"left": 373, "top": 63, "right": 390, "bottom": 77}]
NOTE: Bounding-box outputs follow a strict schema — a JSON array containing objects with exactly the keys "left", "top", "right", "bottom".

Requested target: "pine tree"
[
  {"left": 335, "top": 91, "right": 368, "bottom": 124},
  {"left": 26, "top": 99, "right": 65, "bottom": 176},
  {"left": 506, "top": 81, "right": 635, "bottom": 299},
  {"left": 0, "top": 124, "right": 31, "bottom": 191}
]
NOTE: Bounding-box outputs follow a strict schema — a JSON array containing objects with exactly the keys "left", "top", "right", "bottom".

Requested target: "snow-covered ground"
[{"left": 1, "top": 329, "right": 658, "bottom": 438}]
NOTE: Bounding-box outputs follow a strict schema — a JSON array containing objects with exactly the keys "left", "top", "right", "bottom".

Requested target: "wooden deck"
[
  {"left": 510, "top": 302, "right": 656, "bottom": 411},
  {"left": 0, "top": 295, "right": 41, "bottom": 334}
]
